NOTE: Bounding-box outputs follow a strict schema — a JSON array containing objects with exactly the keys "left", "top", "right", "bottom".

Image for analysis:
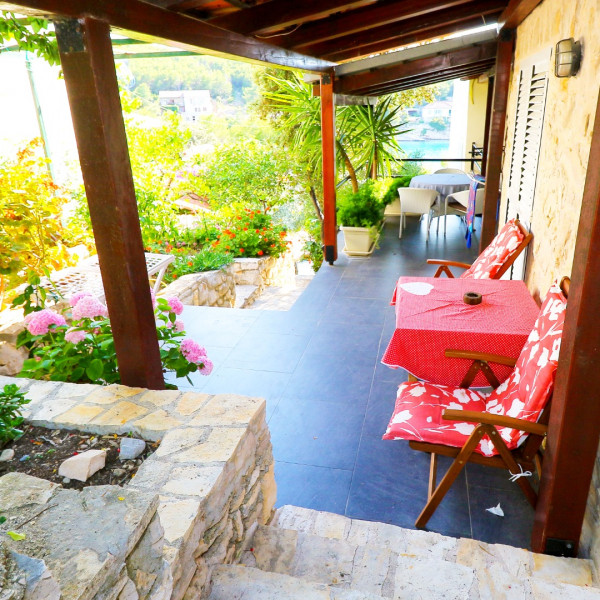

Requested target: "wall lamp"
[{"left": 555, "top": 38, "right": 582, "bottom": 78}]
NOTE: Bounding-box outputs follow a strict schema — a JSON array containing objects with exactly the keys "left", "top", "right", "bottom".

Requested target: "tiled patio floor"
[{"left": 174, "top": 215, "right": 536, "bottom": 549}]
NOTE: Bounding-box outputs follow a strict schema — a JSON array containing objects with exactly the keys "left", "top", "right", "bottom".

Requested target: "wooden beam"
[
  {"left": 499, "top": 0, "right": 544, "bottom": 29},
  {"left": 304, "top": 0, "right": 504, "bottom": 60},
  {"left": 208, "top": 0, "right": 373, "bottom": 36},
  {"left": 266, "top": 0, "right": 473, "bottom": 49},
  {"left": 320, "top": 74, "right": 337, "bottom": 265},
  {"left": 54, "top": 17, "right": 165, "bottom": 389},
  {"left": 358, "top": 64, "right": 494, "bottom": 95},
  {"left": 324, "top": 14, "right": 502, "bottom": 62},
  {"left": 353, "top": 63, "right": 494, "bottom": 96},
  {"left": 531, "top": 88, "right": 600, "bottom": 556},
  {"left": 481, "top": 75, "right": 494, "bottom": 176},
  {"left": 0, "top": 0, "right": 334, "bottom": 72},
  {"left": 334, "top": 42, "right": 497, "bottom": 95},
  {"left": 479, "top": 30, "right": 514, "bottom": 250}
]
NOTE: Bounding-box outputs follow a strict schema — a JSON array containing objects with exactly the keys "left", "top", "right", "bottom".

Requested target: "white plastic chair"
[
  {"left": 398, "top": 188, "right": 439, "bottom": 241},
  {"left": 443, "top": 188, "right": 485, "bottom": 234},
  {"left": 434, "top": 168, "right": 467, "bottom": 174}
]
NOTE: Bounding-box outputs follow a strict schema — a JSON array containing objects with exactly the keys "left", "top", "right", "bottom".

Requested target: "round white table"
[{"left": 409, "top": 173, "right": 472, "bottom": 235}]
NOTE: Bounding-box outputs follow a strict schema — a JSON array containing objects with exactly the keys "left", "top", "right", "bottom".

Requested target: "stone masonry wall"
[
  {"left": 499, "top": 0, "right": 600, "bottom": 301},
  {"left": 0, "top": 376, "right": 276, "bottom": 600},
  {"left": 230, "top": 255, "right": 296, "bottom": 289},
  {"left": 159, "top": 265, "right": 235, "bottom": 308},
  {"left": 504, "top": 0, "right": 600, "bottom": 570}
]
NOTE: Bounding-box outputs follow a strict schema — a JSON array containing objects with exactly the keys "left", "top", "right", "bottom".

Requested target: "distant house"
[
  {"left": 421, "top": 100, "right": 452, "bottom": 120},
  {"left": 158, "top": 90, "right": 213, "bottom": 122}
]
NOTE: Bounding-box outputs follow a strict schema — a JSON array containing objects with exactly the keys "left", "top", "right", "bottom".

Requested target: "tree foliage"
[{"left": 0, "top": 12, "right": 58, "bottom": 64}]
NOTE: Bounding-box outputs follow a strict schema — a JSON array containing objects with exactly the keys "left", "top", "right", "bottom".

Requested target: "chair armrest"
[
  {"left": 444, "top": 349, "right": 517, "bottom": 367},
  {"left": 426, "top": 259, "right": 472, "bottom": 269},
  {"left": 442, "top": 409, "right": 547, "bottom": 436}
]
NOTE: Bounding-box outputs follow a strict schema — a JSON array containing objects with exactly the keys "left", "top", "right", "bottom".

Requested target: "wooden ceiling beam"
[
  {"left": 309, "top": 0, "right": 504, "bottom": 60},
  {"left": 208, "top": 0, "right": 374, "bottom": 36},
  {"left": 326, "top": 13, "right": 501, "bottom": 62},
  {"left": 334, "top": 41, "right": 496, "bottom": 94},
  {"left": 351, "top": 62, "right": 493, "bottom": 95},
  {"left": 0, "top": 0, "right": 335, "bottom": 72},
  {"left": 498, "top": 0, "right": 544, "bottom": 28},
  {"left": 267, "top": 0, "right": 473, "bottom": 49}
]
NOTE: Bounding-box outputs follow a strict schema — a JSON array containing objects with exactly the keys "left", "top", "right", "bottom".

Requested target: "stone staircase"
[{"left": 207, "top": 505, "right": 600, "bottom": 599}]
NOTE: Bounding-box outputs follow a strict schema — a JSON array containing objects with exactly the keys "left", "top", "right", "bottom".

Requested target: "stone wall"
[
  {"left": 230, "top": 254, "right": 296, "bottom": 289},
  {"left": 504, "top": 0, "right": 600, "bottom": 569},
  {"left": 158, "top": 266, "right": 235, "bottom": 308},
  {"left": 159, "top": 254, "right": 296, "bottom": 308},
  {"left": 499, "top": 0, "right": 600, "bottom": 300},
  {"left": 0, "top": 376, "right": 276, "bottom": 600}
]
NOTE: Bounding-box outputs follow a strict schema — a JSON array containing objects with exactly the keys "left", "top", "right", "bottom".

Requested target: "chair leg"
[
  {"left": 399, "top": 212, "right": 403, "bottom": 238},
  {"left": 426, "top": 212, "right": 431, "bottom": 242},
  {"left": 415, "top": 425, "right": 487, "bottom": 528},
  {"left": 428, "top": 453, "right": 438, "bottom": 499}
]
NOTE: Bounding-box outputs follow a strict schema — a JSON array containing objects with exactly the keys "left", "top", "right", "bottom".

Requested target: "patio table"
[
  {"left": 409, "top": 173, "right": 472, "bottom": 235},
  {"left": 381, "top": 276, "right": 540, "bottom": 387},
  {"left": 39, "top": 252, "right": 174, "bottom": 303}
]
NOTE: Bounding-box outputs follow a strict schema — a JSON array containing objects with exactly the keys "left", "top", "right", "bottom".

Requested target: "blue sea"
[{"left": 399, "top": 139, "right": 451, "bottom": 158}]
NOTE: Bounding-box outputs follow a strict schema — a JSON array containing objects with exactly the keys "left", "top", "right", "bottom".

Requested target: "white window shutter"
[{"left": 505, "top": 51, "right": 550, "bottom": 280}]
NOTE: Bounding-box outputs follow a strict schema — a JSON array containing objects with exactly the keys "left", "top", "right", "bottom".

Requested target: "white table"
[{"left": 409, "top": 173, "right": 472, "bottom": 235}]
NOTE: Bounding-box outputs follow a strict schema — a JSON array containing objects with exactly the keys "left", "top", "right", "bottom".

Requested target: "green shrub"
[
  {"left": 337, "top": 181, "right": 384, "bottom": 228},
  {"left": 0, "top": 384, "right": 30, "bottom": 445},
  {"left": 164, "top": 249, "right": 233, "bottom": 283},
  {"left": 380, "top": 176, "right": 412, "bottom": 206}
]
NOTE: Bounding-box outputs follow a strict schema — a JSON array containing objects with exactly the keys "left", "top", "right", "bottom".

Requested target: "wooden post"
[
  {"left": 321, "top": 73, "right": 337, "bottom": 264},
  {"left": 480, "top": 30, "right": 514, "bottom": 250},
  {"left": 481, "top": 75, "right": 494, "bottom": 177},
  {"left": 531, "top": 89, "right": 600, "bottom": 556},
  {"left": 55, "top": 18, "right": 165, "bottom": 390}
]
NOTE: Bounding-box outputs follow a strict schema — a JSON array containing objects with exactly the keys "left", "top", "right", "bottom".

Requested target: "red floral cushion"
[
  {"left": 383, "top": 281, "right": 567, "bottom": 457},
  {"left": 461, "top": 219, "right": 525, "bottom": 279}
]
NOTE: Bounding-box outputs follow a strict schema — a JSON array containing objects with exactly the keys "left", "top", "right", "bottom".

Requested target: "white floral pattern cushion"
[
  {"left": 461, "top": 219, "right": 526, "bottom": 279},
  {"left": 383, "top": 281, "right": 567, "bottom": 457}
]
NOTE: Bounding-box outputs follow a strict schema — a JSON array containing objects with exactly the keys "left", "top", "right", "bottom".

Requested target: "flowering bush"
[
  {"left": 211, "top": 205, "right": 289, "bottom": 258},
  {"left": 17, "top": 291, "right": 212, "bottom": 386}
]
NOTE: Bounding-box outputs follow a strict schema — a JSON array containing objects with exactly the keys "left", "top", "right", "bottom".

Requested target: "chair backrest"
[
  {"left": 398, "top": 188, "right": 438, "bottom": 215},
  {"left": 434, "top": 168, "right": 466, "bottom": 174},
  {"left": 483, "top": 280, "right": 568, "bottom": 450},
  {"left": 461, "top": 218, "right": 532, "bottom": 280}
]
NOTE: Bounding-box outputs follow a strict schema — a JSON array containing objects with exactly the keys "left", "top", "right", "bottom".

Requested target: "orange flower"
[
  {"left": 258, "top": 250, "right": 263, "bottom": 256},
  {"left": 188, "top": 261, "right": 193, "bottom": 266},
  {"left": 240, "top": 248, "right": 245, "bottom": 253}
]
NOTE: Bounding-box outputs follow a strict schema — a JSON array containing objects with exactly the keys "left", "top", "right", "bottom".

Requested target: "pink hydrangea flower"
[
  {"left": 198, "top": 358, "right": 213, "bottom": 376},
  {"left": 150, "top": 288, "right": 157, "bottom": 310},
  {"left": 167, "top": 296, "right": 184, "bottom": 315},
  {"left": 71, "top": 296, "right": 109, "bottom": 320},
  {"left": 65, "top": 328, "right": 87, "bottom": 344},
  {"left": 70, "top": 290, "right": 94, "bottom": 307},
  {"left": 167, "top": 319, "right": 185, "bottom": 333},
  {"left": 181, "top": 339, "right": 207, "bottom": 364},
  {"left": 26, "top": 309, "right": 67, "bottom": 336}
]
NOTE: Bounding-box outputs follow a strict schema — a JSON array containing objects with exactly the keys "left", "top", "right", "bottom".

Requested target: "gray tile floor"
[{"left": 173, "top": 214, "right": 536, "bottom": 548}]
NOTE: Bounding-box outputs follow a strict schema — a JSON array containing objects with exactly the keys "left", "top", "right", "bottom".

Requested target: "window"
[{"left": 505, "top": 50, "right": 550, "bottom": 280}]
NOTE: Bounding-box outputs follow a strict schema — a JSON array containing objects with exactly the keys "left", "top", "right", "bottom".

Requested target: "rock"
[
  {"left": 62, "top": 478, "right": 71, "bottom": 484},
  {"left": 120, "top": 438, "right": 146, "bottom": 461},
  {"left": 0, "top": 449, "right": 15, "bottom": 461},
  {"left": 0, "top": 341, "right": 28, "bottom": 376},
  {"left": 58, "top": 449, "right": 106, "bottom": 482},
  {"left": 112, "top": 468, "right": 127, "bottom": 477}
]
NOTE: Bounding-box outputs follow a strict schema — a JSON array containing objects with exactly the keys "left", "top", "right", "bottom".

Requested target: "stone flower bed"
[
  {"left": 159, "top": 254, "right": 296, "bottom": 308},
  {"left": 0, "top": 376, "right": 276, "bottom": 600}
]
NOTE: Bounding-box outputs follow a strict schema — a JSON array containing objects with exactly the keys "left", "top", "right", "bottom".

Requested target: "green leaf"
[
  {"left": 86, "top": 359, "right": 104, "bottom": 381},
  {"left": 6, "top": 531, "right": 26, "bottom": 541}
]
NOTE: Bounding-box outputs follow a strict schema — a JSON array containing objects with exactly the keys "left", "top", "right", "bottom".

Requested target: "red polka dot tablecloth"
[{"left": 381, "top": 277, "right": 540, "bottom": 387}]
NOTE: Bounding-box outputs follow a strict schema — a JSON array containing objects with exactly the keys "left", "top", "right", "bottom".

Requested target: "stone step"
[
  {"left": 234, "top": 284, "right": 261, "bottom": 309},
  {"left": 265, "top": 506, "right": 599, "bottom": 596},
  {"left": 207, "top": 564, "right": 383, "bottom": 600}
]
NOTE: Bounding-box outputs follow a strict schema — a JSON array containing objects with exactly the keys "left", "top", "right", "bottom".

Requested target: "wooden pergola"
[{"left": 2, "top": 0, "right": 599, "bottom": 558}]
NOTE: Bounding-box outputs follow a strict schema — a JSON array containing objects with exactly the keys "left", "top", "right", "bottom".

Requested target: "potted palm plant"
[{"left": 338, "top": 181, "right": 384, "bottom": 256}]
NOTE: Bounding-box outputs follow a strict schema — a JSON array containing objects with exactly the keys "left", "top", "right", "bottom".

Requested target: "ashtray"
[{"left": 463, "top": 292, "right": 482, "bottom": 305}]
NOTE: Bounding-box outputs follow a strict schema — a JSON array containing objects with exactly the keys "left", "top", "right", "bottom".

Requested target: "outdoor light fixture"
[{"left": 554, "top": 38, "right": 582, "bottom": 77}]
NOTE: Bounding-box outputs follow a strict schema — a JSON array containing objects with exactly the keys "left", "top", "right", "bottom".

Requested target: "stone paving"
[{"left": 208, "top": 505, "right": 600, "bottom": 599}]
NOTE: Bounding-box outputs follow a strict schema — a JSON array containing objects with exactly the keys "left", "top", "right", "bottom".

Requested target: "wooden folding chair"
[
  {"left": 383, "top": 277, "right": 569, "bottom": 529},
  {"left": 427, "top": 218, "right": 533, "bottom": 280}
]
